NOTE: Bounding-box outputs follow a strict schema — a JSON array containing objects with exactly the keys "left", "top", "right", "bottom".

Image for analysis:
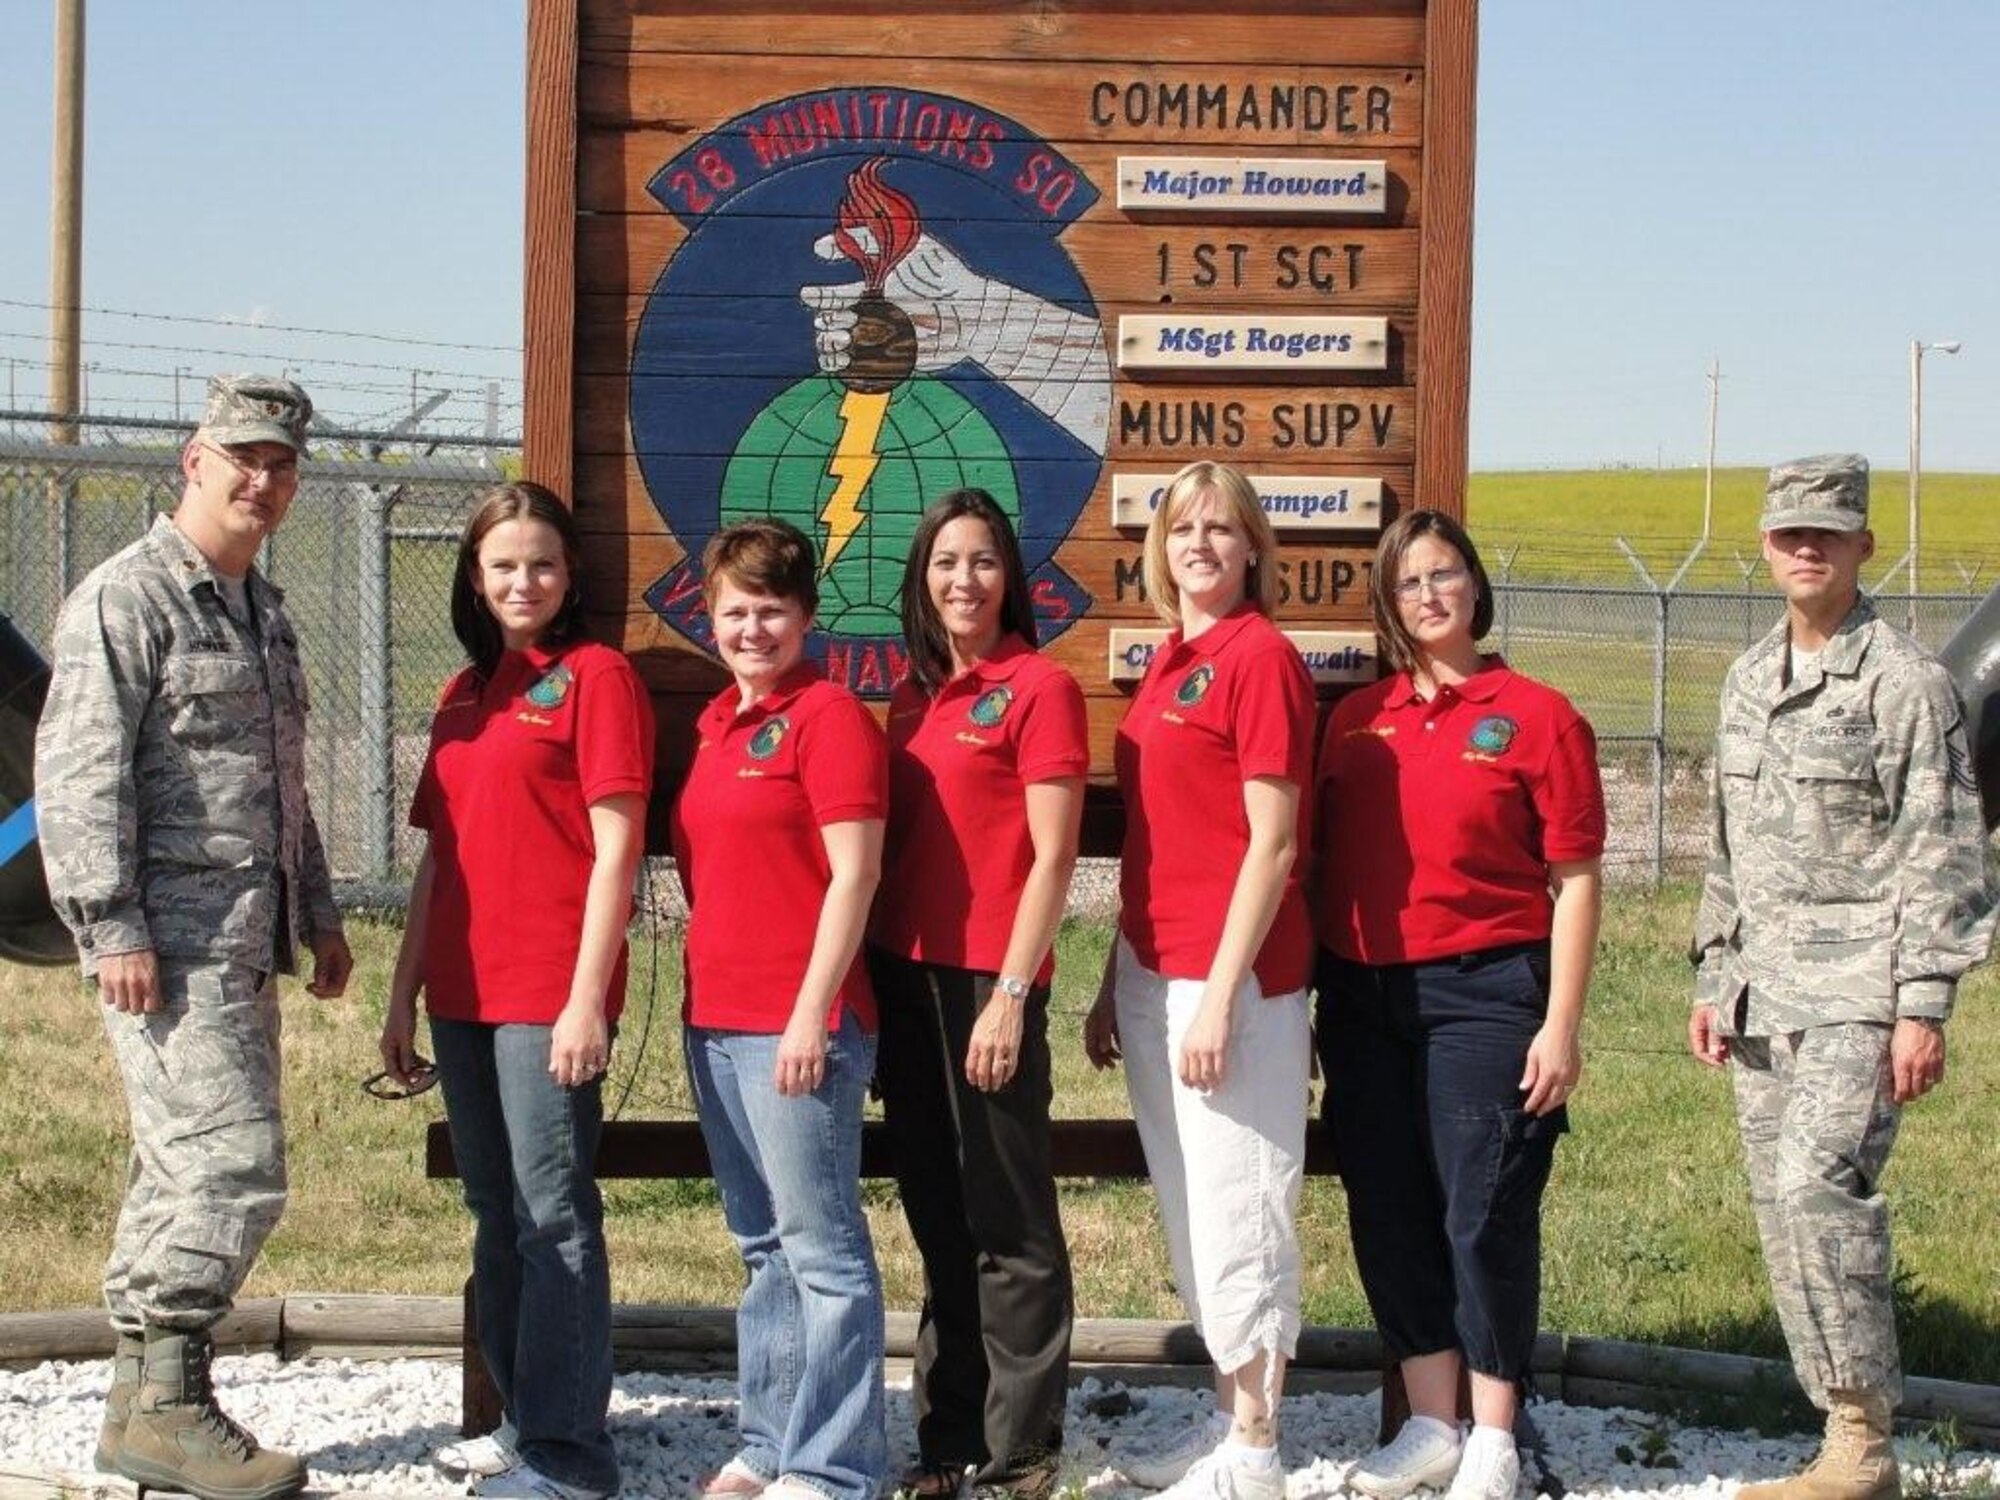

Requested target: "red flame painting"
[{"left": 833, "top": 158, "right": 922, "bottom": 294}]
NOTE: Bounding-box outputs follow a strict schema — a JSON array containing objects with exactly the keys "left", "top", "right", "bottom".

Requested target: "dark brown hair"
[
  {"left": 701, "top": 519, "right": 819, "bottom": 614},
  {"left": 899, "top": 489, "right": 1037, "bottom": 695},
  {"left": 1370, "top": 508, "right": 1495, "bottom": 675},
  {"left": 452, "top": 482, "right": 586, "bottom": 679}
]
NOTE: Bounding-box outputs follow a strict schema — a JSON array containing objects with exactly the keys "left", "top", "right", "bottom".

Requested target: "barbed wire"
[
  {"left": 0, "top": 328, "right": 522, "bottom": 388},
  {"left": 0, "top": 296, "right": 521, "bottom": 355}
]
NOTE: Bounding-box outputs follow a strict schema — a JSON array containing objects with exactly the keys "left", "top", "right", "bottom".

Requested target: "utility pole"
[
  {"left": 49, "top": 0, "right": 85, "bottom": 444},
  {"left": 1909, "top": 338, "right": 1964, "bottom": 631},
  {"left": 1702, "top": 358, "right": 1720, "bottom": 542}
]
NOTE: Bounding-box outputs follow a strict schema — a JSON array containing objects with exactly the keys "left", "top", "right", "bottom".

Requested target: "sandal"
[
  {"left": 899, "top": 1461, "right": 970, "bottom": 1499},
  {"left": 701, "top": 1458, "right": 773, "bottom": 1500}
]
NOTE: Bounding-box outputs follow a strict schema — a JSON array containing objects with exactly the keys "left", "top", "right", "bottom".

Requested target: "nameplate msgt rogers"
[{"left": 1118, "top": 315, "right": 1390, "bottom": 372}]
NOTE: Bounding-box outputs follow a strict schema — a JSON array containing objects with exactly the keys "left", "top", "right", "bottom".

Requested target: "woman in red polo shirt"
[
  {"left": 379, "top": 482, "right": 652, "bottom": 1499},
  {"left": 672, "top": 519, "right": 889, "bottom": 1500},
  {"left": 1315, "top": 510, "right": 1604, "bottom": 1500},
  {"left": 870, "top": 489, "right": 1086, "bottom": 1500},
  {"left": 1083, "top": 460, "right": 1315, "bottom": 1500}
]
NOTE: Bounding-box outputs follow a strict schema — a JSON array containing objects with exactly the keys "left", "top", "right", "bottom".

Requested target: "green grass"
[
  {"left": 4, "top": 891, "right": 1998, "bottom": 1383},
  {"left": 1468, "top": 468, "right": 2000, "bottom": 591}
]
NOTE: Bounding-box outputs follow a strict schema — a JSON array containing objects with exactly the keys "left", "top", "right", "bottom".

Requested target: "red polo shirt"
[
  {"left": 672, "top": 666, "right": 887, "bottom": 1033},
  {"left": 874, "top": 636, "right": 1088, "bottom": 984},
  {"left": 411, "top": 640, "right": 656, "bottom": 1025},
  {"left": 1115, "top": 607, "right": 1316, "bottom": 995},
  {"left": 1314, "top": 658, "right": 1605, "bottom": 965}
]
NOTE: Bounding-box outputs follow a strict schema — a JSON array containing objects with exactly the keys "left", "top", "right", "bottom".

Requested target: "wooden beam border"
[
  {"left": 524, "top": 0, "right": 581, "bottom": 498},
  {"left": 1414, "top": 0, "right": 1476, "bottom": 513}
]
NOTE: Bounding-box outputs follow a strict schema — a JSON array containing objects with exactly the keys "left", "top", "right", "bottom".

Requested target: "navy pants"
[{"left": 1315, "top": 942, "right": 1565, "bottom": 1383}]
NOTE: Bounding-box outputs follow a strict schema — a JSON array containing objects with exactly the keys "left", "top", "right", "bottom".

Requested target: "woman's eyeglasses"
[{"left": 1391, "top": 566, "right": 1470, "bottom": 601}]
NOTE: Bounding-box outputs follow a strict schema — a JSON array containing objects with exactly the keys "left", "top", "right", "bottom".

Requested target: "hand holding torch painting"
[{"left": 800, "top": 158, "right": 1110, "bottom": 450}]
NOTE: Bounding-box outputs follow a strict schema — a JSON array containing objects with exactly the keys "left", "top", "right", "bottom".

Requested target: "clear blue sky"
[{"left": 1, "top": 1, "right": 1995, "bottom": 472}]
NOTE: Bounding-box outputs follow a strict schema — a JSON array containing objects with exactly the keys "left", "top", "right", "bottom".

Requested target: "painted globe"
[{"left": 720, "top": 375, "right": 1021, "bottom": 634}]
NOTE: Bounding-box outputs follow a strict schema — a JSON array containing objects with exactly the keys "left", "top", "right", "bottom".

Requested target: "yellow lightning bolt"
[{"left": 820, "top": 389, "right": 892, "bottom": 575}]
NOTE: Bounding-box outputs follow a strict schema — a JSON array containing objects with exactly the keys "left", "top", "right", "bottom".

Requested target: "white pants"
[{"left": 1114, "top": 937, "right": 1310, "bottom": 1377}]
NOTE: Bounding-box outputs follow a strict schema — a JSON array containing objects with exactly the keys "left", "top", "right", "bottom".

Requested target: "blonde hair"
[{"left": 1140, "top": 460, "right": 1279, "bottom": 627}]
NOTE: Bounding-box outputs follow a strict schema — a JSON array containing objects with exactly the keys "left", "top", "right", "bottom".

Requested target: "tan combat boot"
[
  {"left": 1739, "top": 1393, "right": 1900, "bottom": 1500},
  {"left": 117, "top": 1329, "right": 307, "bottom": 1500},
  {"left": 92, "top": 1332, "right": 145, "bottom": 1472}
]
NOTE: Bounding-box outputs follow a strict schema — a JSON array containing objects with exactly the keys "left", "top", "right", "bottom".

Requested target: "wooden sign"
[
  {"left": 1117, "top": 156, "right": 1389, "bottom": 214},
  {"left": 1109, "top": 473, "right": 1383, "bottom": 533},
  {"left": 525, "top": 0, "right": 1477, "bottom": 835},
  {"left": 1109, "top": 628, "right": 1378, "bottom": 685}
]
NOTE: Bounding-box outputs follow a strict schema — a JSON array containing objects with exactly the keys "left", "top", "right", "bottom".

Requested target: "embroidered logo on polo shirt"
[
  {"left": 1467, "top": 715, "right": 1517, "bottom": 754},
  {"left": 747, "top": 716, "right": 789, "bottom": 761},
  {"left": 526, "top": 665, "right": 572, "bottom": 709},
  {"left": 968, "top": 685, "right": 1014, "bottom": 727},
  {"left": 1175, "top": 663, "right": 1215, "bottom": 707}
]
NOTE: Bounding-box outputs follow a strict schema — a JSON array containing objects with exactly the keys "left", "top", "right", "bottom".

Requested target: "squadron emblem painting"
[{"left": 634, "top": 100, "right": 1106, "bottom": 692}]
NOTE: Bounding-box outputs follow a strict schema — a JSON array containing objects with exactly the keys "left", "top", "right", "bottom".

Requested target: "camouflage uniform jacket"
[
  {"left": 1692, "top": 596, "right": 1996, "bottom": 1033},
  {"left": 34, "top": 515, "right": 341, "bottom": 977}
]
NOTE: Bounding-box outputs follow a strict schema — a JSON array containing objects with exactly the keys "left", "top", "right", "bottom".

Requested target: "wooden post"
[{"left": 461, "top": 1274, "right": 504, "bottom": 1437}]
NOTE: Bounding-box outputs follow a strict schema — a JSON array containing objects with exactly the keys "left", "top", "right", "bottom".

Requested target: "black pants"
[
  {"left": 870, "top": 949, "right": 1073, "bottom": 1483},
  {"left": 1315, "top": 942, "right": 1565, "bottom": 1383}
]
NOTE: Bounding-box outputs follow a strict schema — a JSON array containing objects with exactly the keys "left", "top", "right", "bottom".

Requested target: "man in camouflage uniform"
[
  {"left": 35, "top": 374, "right": 352, "bottom": 1500},
  {"left": 1689, "top": 454, "right": 1996, "bottom": 1500}
]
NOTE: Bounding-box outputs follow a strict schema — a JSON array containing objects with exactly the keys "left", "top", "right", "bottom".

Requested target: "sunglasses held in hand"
[{"left": 362, "top": 1055, "right": 439, "bottom": 1101}]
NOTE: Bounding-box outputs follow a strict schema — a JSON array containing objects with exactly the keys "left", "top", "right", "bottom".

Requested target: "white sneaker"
[
  {"left": 1157, "top": 1450, "right": 1284, "bottom": 1500},
  {"left": 1347, "top": 1415, "right": 1464, "bottom": 1499},
  {"left": 1120, "top": 1412, "right": 1233, "bottom": 1489},
  {"left": 1443, "top": 1428, "right": 1518, "bottom": 1500},
  {"left": 474, "top": 1463, "right": 612, "bottom": 1500},
  {"left": 436, "top": 1425, "right": 522, "bottom": 1478}
]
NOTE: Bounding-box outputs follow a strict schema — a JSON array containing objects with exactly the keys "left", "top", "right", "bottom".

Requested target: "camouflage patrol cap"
[
  {"left": 1761, "top": 453, "right": 1869, "bottom": 533},
  {"left": 199, "top": 373, "right": 312, "bottom": 455}
]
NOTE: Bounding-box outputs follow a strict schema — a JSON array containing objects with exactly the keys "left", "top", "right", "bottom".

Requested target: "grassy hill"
[{"left": 1468, "top": 468, "right": 2000, "bottom": 591}]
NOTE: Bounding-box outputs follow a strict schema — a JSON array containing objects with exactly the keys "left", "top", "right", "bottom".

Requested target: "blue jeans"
[
  {"left": 686, "top": 1010, "right": 887, "bottom": 1500},
  {"left": 432, "top": 1018, "right": 618, "bottom": 1494}
]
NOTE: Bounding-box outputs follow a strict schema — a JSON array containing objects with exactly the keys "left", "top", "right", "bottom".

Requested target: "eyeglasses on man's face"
[
  {"left": 204, "top": 444, "right": 300, "bottom": 483},
  {"left": 1391, "top": 565, "right": 1470, "bottom": 601}
]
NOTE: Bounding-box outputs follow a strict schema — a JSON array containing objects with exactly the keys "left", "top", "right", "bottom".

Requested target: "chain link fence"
[
  {"left": 2, "top": 414, "right": 1989, "bottom": 894},
  {"left": 1492, "top": 581, "right": 1986, "bottom": 882},
  {"left": 0, "top": 412, "right": 506, "bottom": 901}
]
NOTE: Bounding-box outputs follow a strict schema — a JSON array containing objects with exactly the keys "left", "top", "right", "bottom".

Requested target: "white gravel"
[{"left": 2, "top": 1356, "right": 1994, "bottom": 1498}]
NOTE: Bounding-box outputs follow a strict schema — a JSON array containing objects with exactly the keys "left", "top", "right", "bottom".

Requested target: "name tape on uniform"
[
  {"left": 1109, "top": 473, "right": 1384, "bottom": 533},
  {"left": 1118, "top": 156, "right": 1389, "bottom": 215},
  {"left": 1118, "top": 315, "right": 1389, "bottom": 373},
  {"left": 1108, "top": 628, "right": 1377, "bottom": 685}
]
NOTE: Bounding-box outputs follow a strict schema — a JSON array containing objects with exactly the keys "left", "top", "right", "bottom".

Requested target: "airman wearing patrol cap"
[
  {"left": 33, "top": 373, "right": 349, "bottom": 1500},
  {"left": 197, "top": 372, "right": 313, "bottom": 453},
  {"left": 1690, "top": 453, "right": 1996, "bottom": 1500}
]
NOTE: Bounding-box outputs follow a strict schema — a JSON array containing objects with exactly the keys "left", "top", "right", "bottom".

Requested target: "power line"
[{"left": 0, "top": 296, "right": 521, "bottom": 355}]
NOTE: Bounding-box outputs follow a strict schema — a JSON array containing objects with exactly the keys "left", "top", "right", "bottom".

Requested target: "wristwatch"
[{"left": 994, "top": 975, "right": 1032, "bottom": 1001}]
